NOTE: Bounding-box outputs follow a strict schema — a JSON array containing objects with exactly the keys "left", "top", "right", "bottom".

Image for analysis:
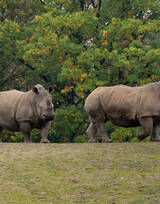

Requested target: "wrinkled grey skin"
[
  {"left": 0, "top": 84, "right": 55, "bottom": 143},
  {"left": 84, "top": 82, "right": 160, "bottom": 143}
]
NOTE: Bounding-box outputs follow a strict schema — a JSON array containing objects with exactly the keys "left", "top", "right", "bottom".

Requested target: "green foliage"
[
  {"left": 2, "top": 130, "right": 23, "bottom": 142},
  {"left": 110, "top": 127, "right": 140, "bottom": 142},
  {"left": 1, "top": 0, "right": 160, "bottom": 142},
  {"left": 2, "top": 129, "right": 41, "bottom": 143},
  {"left": 49, "top": 105, "right": 88, "bottom": 143}
]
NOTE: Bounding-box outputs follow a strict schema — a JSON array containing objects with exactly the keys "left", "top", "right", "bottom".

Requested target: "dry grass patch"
[{"left": 0, "top": 143, "right": 160, "bottom": 203}]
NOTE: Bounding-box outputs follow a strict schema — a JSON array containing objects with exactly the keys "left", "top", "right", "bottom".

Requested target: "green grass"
[{"left": 0, "top": 143, "right": 160, "bottom": 204}]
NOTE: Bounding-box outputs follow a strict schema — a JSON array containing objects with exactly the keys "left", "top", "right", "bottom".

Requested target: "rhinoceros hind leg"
[
  {"left": 96, "top": 122, "right": 112, "bottom": 143},
  {"left": 137, "top": 129, "right": 146, "bottom": 141},
  {"left": 87, "top": 123, "right": 98, "bottom": 143},
  {"left": 152, "top": 125, "right": 160, "bottom": 142},
  {"left": 138, "top": 117, "right": 153, "bottom": 140}
]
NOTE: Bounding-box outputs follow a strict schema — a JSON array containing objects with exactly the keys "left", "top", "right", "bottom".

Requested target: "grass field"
[{"left": 0, "top": 143, "right": 160, "bottom": 204}]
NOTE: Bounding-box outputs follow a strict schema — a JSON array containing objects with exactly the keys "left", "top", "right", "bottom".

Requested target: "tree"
[{"left": 0, "top": 0, "right": 160, "bottom": 142}]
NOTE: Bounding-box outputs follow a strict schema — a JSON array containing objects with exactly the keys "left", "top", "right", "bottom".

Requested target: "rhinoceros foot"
[
  {"left": 24, "top": 139, "right": 32, "bottom": 143},
  {"left": 102, "top": 138, "right": 112, "bottom": 143},
  {"left": 151, "top": 138, "right": 160, "bottom": 142},
  {"left": 88, "top": 139, "right": 98, "bottom": 143},
  {"left": 40, "top": 138, "right": 50, "bottom": 143}
]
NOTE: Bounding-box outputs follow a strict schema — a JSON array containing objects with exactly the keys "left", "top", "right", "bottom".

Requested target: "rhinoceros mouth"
[{"left": 44, "top": 115, "right": 55, "bottom": 121}]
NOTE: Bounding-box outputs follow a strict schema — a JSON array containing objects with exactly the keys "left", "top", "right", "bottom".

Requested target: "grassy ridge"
[{"left": 0, "top": 143, "right": 160, "bottom": 204}]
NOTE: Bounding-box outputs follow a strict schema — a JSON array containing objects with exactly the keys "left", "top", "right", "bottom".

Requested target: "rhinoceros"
[
  {"left": 84, "top": 82, "right": 160, "bottom": 143},
  {"left": 0, "top": 84, "right": 55, "bottom": 143}
]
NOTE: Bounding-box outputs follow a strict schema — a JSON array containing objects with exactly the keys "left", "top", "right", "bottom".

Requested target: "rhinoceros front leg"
[
  {"left": 138, "top": 117, "right": 153, "bottom": 140},
  {"left": 152, "top": 125, "right": 160, "bottom": 141},
  {"left": 40, "top": 121, "right": 51, "bottom": 143},
  {"left": 19, "top": 122, "right": 32, "bottom": 143},
  {"left": 96, "top": 121, "right": 112, "bottom": 143},
  {"left": 87, "top": 122, "right": 98, "bottom": 143}
]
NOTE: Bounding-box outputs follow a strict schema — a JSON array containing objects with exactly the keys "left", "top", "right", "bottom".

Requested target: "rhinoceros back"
[{"left": 99, "top": 85, "right": 139, "bottom": 121}]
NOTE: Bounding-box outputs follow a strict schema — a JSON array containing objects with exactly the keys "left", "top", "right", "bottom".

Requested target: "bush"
[
  {"left": 2, "top": 130, "right": 23, "bottom": 142},
  {"left": 74, "top": 134, "right": 88, "bottom": 143},
  {"left": 48, "top": 104, "right": 89, "bottom": 143},
  {"left": 110, "top": 127, "right": 140, "bottom": 142}
]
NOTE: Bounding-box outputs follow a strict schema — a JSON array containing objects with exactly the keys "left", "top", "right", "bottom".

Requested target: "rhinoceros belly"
[
  {"left": 109, "top": 117, "right": 139, "bottom": 128},
  {"left": 107, "top": 110, "right": 139, "bottom": 127},
  {"left": 0, "top": 118, "right": 19, "bottom": 131}
]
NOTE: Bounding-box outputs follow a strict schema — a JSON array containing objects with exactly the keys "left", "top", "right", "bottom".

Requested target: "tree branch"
[
  {"left": 18, "top": 58, "right": 49, "bottom": 83},
  {"left": 80, "top": 0, "right": 85, "bottom": 11},
  {"left": 91, "top": 0, "right": 97, "bottom": 8},
  {"left": 18, "top": 59, "right": 35, "bottom": 70},
  {"left": 40, "top": 0, "right": 46, "bottom": 5},
  {"left": 98, "top": 0, "right": 102, "bottom": 10}
]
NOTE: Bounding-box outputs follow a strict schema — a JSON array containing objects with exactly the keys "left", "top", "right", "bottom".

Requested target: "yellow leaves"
[
  {"left": 69, "top": 62, "right": 74, "bottom": 69},
  {"left": 53, "top": 20, "right": 58, "bottom": 27},
  {"left": 151, "top": 75, "right": 159, "bottom": 80},
  {"left": 35, "top": 27, "right": 41, "bottom": 31},
  {"left": 0, "top": 1, "right": 6, "bottom": 9},
  {"left": 102, "top": 31, "right": 108, "bottom": 46},
  {"left": 151, "top": 62, "right": 158, "bottom": 67},
  {"left": 127, "top": 11, "right": 132, "bottom": 18},
  {"left": 122, "top": 40, "right": 129, "bottom": 47},
  {"left": 101, "top": 40, "right": 108, "bottom": 46},
  {"left": 154, "top": 49, "right": 159, "bottom": 54},
  {"left": 28, "top": 9, "right": 33, "bottom": 14},
  {"left": 124, "top": 71, "right": 128, "bottom": 76},
  {"left": 96, "top": 81, "right": 105, "bottom": 86},
  {"left": 80, "top": 73, "right": 87, "bottom": 82},
  {"left": 0, "top": 34, "right": 3, "bottom": 41},
  {"left": 81, "top": 73, "right": 87, "bottom": 78},
  {"left": 102, "top": 31, "right": 108, "bottom": 37},
  {"left": 61, "top": 86, "right": 74, "bottom": 93},
  {"left": 129, "top": 35, "right": 133, "bottom": 41},
  {"left": 59, "top": 56, "right": 64, "bottom": 64},
  {"left": 65, "top": 22, "right": 70, "bottom": 28},
  {"left": 42, "top": 46, "right": 52, "bottom": 55},
  {"left": 64, "top": 35, "right": 69, "bottom": 41},
  {"left": 65, "top": 60, "right": 75, "bottom": 69},
  {"left": 23, "top": 57, "right": 29, "bottom": 62},
  {"left": 35, "top": 16, "right": 42, "bottom": 23},
  {"left": 22, "top": 79, "right": 26, "bottom": 85},
  {"left": 127, "top": 62, "right": 132, "bottom": 69},
  {"left": 138, "top": 34, "right": 144, "bottom": 40},
  {"left": 79, "top": 93, "right": 85, "bottom": 99},
  {"left": 77, "top": 89, "right": 85, "bottom": 99},
  {"left": 25, "top": 46, "right": 52, "bottom": 57},
  {"left": 16, "top": 28, "right": 20, "bottom": 33}
]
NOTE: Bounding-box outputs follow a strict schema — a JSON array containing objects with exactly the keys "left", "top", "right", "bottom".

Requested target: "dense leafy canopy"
[{"left": 0, "top": 0, "right": 160, "bottom": 142}]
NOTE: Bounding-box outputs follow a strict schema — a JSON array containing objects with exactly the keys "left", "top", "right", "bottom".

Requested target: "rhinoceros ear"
[
  {"left": 48, "top": 86, "right": 54, "bottom": 94},
  {"left": 32, "top": 86, "right": 39, "bottom": 94}
]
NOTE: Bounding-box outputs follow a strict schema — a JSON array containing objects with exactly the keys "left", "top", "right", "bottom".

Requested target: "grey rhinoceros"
[
  {"left": 84, "top": 82, "right": 160, "bottom": 143},
  {"left": 0, "top": 84, "right": 55, "bottom": 143}
]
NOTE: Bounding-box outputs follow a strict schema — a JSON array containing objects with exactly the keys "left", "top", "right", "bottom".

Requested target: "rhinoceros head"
[{"left": 32, "top": 84, "right": 55, "bottom": 121}]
